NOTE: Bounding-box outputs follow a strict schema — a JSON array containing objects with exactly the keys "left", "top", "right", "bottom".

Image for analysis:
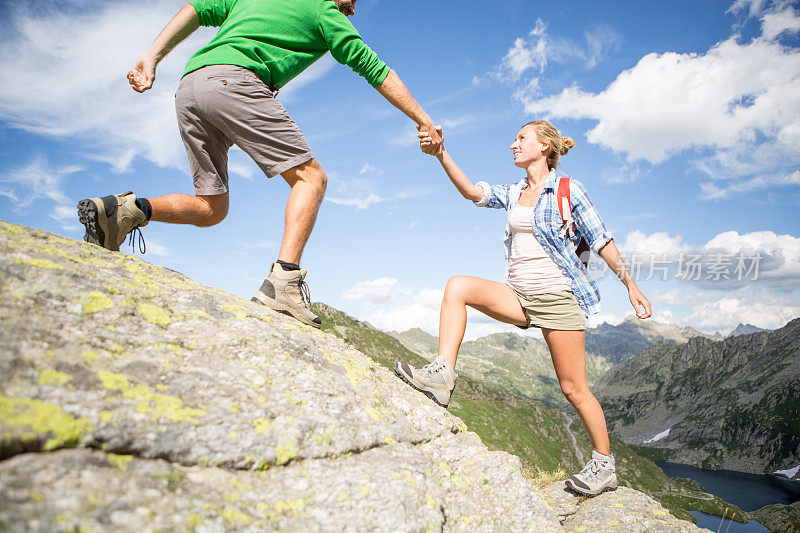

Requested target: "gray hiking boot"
[
  {"left": 77, "top": 191, "right": 148, "bottom": 252},
  {"left": 565, "top": 450, "right": 618, "bottom": 496},
  {"left": 251, "top": 263, "right": 321, "bottom": 328},
  {"left": 393, "top": 356, "right": 458, "bottom": 408}
]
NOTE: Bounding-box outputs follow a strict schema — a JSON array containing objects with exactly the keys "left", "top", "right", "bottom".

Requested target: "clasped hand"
[{"left": 417, "top": 124, "right": 444, "bottom": 156}]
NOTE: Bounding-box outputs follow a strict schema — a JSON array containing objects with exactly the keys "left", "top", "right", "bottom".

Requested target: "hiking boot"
[
  {"left": 251, "top": 263, "right": 321, "bottom": 328},
  {"left": 77, "top": 191, "right": 148, "bottom": 252},
  {"left": 565, "top": 451, "right": 618, "bottom": 496},
  {"left": 393, "top": 356, "right": 458, "bottom": 408}
]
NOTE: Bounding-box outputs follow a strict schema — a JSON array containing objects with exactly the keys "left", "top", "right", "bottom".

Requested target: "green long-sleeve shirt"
[{"left": 184, "top": 0, "right": 390, "bottom": 89}]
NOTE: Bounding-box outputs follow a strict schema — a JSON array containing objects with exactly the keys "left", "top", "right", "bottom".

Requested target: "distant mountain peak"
[{"left": 727, "top": 323, "right": 770, "bottom": 338}]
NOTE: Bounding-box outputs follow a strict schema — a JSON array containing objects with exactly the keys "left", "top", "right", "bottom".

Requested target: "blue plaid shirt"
[{"left": 475, "top": 169, "right": 614, "bottom": 317}]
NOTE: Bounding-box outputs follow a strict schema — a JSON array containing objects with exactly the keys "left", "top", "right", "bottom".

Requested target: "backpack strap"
[
  {"left": 556, "top": 176, "right": 574, "bottom": 238},
  {"left": 557, "top": 176, "right": 590, "bottom": 268}
]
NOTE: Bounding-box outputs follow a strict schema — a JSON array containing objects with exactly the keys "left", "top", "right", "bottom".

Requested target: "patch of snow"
[
  {"left": 643, "top": 427, "right": 671, "bottom": 444},
  {"left": 774, "top": 464, "right": 800, "bottom": 479}
]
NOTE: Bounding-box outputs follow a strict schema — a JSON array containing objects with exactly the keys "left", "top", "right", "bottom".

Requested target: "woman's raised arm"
[{"left": 418, "top": 127, "right": 483, "bottom": 202}]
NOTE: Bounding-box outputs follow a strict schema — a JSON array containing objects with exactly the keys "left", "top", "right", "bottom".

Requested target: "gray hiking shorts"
[{"left": 175, "top": 65, "right": 314, "bottom": 195}]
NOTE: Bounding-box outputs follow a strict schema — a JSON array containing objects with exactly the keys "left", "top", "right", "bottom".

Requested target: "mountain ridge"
[{"left": 595, "top": 318, "right": 800, "bottom": 475}]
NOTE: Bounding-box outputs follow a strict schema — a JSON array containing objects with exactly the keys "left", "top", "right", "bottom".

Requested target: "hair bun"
[{"left": 559, "top": 136, "right": 575, "bottom": 156}]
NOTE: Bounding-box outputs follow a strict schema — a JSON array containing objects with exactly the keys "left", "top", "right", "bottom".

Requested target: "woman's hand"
[
  {"left": 628, "top": 285, "right": 652, "bottom": 319},
  {"left": 418, "top": 125, "right": 444, "bottom": 156}
]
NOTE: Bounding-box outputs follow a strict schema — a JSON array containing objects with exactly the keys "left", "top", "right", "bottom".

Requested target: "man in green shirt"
[{"left": 78, "top": 0, "right": 442, "bottom": 328}]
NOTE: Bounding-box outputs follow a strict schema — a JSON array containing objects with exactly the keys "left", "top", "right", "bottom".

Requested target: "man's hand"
[
  {"left": 128, "top": 54, "right": 157, "bottom": 93},
  {"left": 418, "top": 124, "right": 443, "bottom": 156}
]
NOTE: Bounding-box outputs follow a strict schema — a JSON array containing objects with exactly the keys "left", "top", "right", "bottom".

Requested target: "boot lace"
[
  {"left": 298, "top": 278, "right": 311, "bottom": 308},
  {"left": 128, "top": 227, "right": 146, "bottom": 254},
  {"left": 579, "top": 458, "right": 601, "bottom": 482}
]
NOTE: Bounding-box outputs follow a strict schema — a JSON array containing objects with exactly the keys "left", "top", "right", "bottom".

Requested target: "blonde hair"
[{"left": 524, "top": 120, "right": 575, "bottom": 170}]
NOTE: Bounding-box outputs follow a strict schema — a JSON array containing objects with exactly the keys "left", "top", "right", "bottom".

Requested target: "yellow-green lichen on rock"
[
  {"left": 137, "top": 303, "right": 171, "bottom": 328},
  {"left": 221, "top": 304, "right": 248, "bottom": 320},
  {"left": 97, "top": 371, "right": 205, "bottom": 424},
  {"left": 253, "top": 417, "right": 272, "bottom": 435},
  {"left": 15, "top": 258, "right": 64, "bottom": 270},
  {"left": 37, "top": 368, "right": 74, "bottom": 386},
  {"left": 81, "top": 291, "right": 114, "bottom": 314},
  {"left": 107, "top": 453, "right": 134, "bottom": 472},
  {"left": 0, "top": 394, "right": 91, "bottom": 455},
  {"left": 275, "top": 444, "right": 299, "bottom": 466}
]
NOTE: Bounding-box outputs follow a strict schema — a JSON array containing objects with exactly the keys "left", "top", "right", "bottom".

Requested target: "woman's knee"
[
  {"left": 560, "top": 380, "right": 591, "bottom": 405},
  {"left": 444, "top": 276, "right": 471, "bottom": 301}
]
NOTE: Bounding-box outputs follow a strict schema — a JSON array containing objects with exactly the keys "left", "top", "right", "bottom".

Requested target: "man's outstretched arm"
[
  {"left": 376, "top": 70, "right": 443, "bottom": 155},
  {"left": 128, "top": 3, "right": 200, "bottom": 93}
]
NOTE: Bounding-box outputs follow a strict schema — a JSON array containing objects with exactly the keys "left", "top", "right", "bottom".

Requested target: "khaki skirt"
[{"left": 507, "top": 286, "right": 586, "bottom": 331}]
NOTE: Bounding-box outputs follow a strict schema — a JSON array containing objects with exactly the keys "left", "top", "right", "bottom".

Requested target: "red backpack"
[{"left": 556, "top": 176, "right": 590, "bottom": 267}]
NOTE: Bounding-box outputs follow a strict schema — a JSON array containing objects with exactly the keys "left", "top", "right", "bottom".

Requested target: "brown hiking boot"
[
  {"left": 251, "top": 263, "right": 321, "bottom": 328},
  {"left": 77, "top": 192, "right": 148, "bottom": 252}
]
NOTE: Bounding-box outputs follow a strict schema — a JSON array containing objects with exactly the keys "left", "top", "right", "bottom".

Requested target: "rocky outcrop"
[
  {"left": 595, "top": 319, "right": 800, "bottom": 474},
  {"left": 540, "top": 482, "right": 700, "bottom": 532},
  {"left": 752, "top": 502, "right": 800, "bottom": 533},
  {"left": 0, "top": 220, "right": 706, "bottom": 531}
]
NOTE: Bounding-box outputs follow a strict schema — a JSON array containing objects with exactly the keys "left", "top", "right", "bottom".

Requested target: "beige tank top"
[{"left": 507, "top": 204, "right": 572, "bottom": 295}]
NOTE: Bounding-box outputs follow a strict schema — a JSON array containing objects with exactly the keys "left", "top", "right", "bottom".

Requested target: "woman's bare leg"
[
  {"left": 438, "top": 277, "right": 527, "bottom": 369},
  {"left": 542, "top": 328, "right": 611, "bottom": 455}
]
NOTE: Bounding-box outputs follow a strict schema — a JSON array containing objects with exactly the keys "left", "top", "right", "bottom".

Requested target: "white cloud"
[
  {"left": 0, "top": 1, "right": 203, "bottom": 172},
  {"left": 680, "top": 289, "right": 800, "bottom": 332},
  {"left": 620, "top": 230, "right": 691, "bottom": 259},
  {"left": 341, "top": 277, "right": 399, "bottom": 304},
  {"left": 0, "top": 2, "right": 336, "bottom": 176},
  {"left": 325, "top": 174, "right": 428, "bottom": 210},
  {"left": 762, "top": 6, "right": 800, "bottom": 39},
  {"left": 342, "top": 279, "right": 535, "bottom": 340},
  {"left": 141, "top": 238, "right": 172, "bottom": 258},
  {"left": 358, "top": 163, "right": 383, "bottom": 175},
  {"left": 0, "top": 154, "right": 82, "bottom": 230},
  {"left": 487, "top": 18, "right": 618, "bottom": 88},
  {"left": 515, "top": 4, "right": 800, "bottom": 198},
  {"left": 501, "top": 19, "right": 549, "bottom": 81},
  {"left": 586, "top": 312, "right": 625, "bottom": 328},
  {"left": 700, "top": 170, "right": 800, "bottom": 199},
  {"left": 326, "top": 193, "right": 384, "bottom": 209},
  {"left": 613, "top": 229, "right": 800, "bottom": 291},
  {"left": 548, "top": 25, "right": 622, "bottom": 70}
]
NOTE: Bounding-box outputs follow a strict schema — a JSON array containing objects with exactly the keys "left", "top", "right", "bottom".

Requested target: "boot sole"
[
  {"left": 251, "top": 291, "right": 321, "bottom": 329},
  {"left": 564, "top": 478, "right": 618, "bottom": 497},
  {"left": 393, "top": 364, "right": 449, "bottom": 408},
  {"left": 77, "top": 199, "right": 109, "bottom": 249}
]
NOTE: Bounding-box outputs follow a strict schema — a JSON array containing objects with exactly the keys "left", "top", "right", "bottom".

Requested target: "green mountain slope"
[
  {"left": 595, "top": 318, "right": 800, "bottom": 475},
  {"left": 389, "top": 317, "right": 708, "bottom": 408},
  {"left": 312, "top": 302, "right": 749, "bottom": 524}
]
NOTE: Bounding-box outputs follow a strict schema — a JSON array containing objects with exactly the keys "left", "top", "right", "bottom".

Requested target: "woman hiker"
[{"left": 394, "top": 119, "right": 652, "bottom": 496}]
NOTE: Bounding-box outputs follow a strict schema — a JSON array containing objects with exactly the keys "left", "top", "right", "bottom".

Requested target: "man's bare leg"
[
  {"left": 250, "top": 158, "right": 326, "bottom": 328},
  {"left": 149, "top": 192, "right": 229, "bottom": 227},
  {"left": 277, "top": 158, "right": 327, "bottom": 264}
]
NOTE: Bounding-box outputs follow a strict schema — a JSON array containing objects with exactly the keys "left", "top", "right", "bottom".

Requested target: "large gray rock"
[
  {"left": 540, "top": 482, "right": 710, "bottom": 532},
  {"left": 0, "top": 220, "right": 705, "bottom": 531}
]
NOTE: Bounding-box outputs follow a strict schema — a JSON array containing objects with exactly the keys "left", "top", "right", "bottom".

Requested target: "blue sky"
[{"left": 1, "top": 0, "right": 799, "bottom": 338}]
